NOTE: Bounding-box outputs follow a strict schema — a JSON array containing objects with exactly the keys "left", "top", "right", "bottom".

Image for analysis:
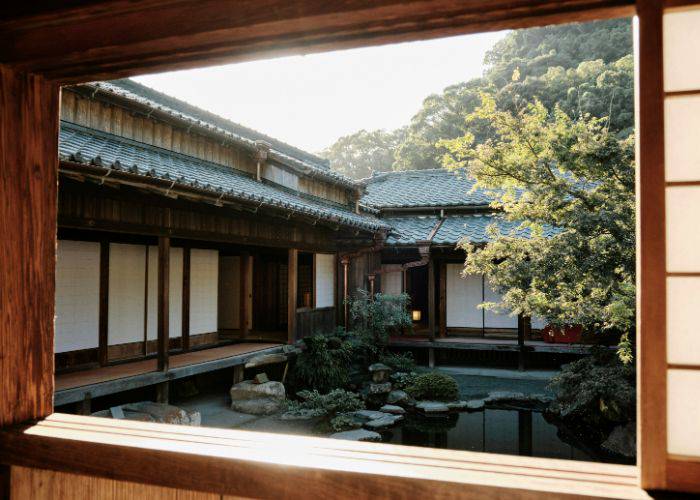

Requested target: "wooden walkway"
[
  {"left": 55, "top": 342, "right": 283, "bottom": 407},
  {"left": 389, "top": 336, "right": 604, "bottom": 354}
]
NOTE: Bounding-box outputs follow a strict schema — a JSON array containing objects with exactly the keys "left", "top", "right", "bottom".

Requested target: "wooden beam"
[
  {"left": 636, "top": 0, "right": 668, "bottom": 490},
  {"left": 157, "top": 236, "right": 169, "bottom": 372},
  {"left": 0, "top": 1, "right": 633, "bottom": 82},
  {"left": 287, "top": 248, "right": 298, "bottom": 344},
  {"left": 240, "top": 251, "right": 250, "bottom": 338},
  {"left": 181, "top": 246, "right": 191, "bottom": 351},
  {"left": 428, "top": 258, "right": 436, "bottom": 341},
  {"left": 0, "top": 66, "right": 59, "bottom": 426},
  {"left": 517, "top": 315, "right": 526, "bottom": 371},
  {"left": 341, "top": 257, "right": 350, "bottom": 331},
  {"left": 439, "top": 261, "right": 447, "bottom": 339},
  {"left": 98, "top": 240, "right": 110, "bottom": 366}
]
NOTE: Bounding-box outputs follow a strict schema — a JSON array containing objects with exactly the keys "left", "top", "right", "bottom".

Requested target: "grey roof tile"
[
  {"left": 382, "top": 216, "right": 439, "bottom": 245},
  {"left": 361, "top": 169, "right": 491, "bottom": 208},
  {"left": 433, "top": 214, "right": 559, "bottom": 245},
  {"left": 87, "top": 79, "right": 356, "bottom": 188},
  {"left": 58, "top": 122, "right": 386, "bottom": 232}
]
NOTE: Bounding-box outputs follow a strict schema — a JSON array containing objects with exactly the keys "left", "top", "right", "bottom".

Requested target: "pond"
[{"left": 382, "top": 409, "right": 627, "bottom": 463}]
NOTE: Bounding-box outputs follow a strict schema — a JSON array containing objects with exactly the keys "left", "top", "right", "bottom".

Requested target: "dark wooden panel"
[
  {"left": 0, "top": 66, "right": 58, "bottom": 426},
  {"left": 182, "top": 246, "right": 191, "bottom": 351},
  {"left": 157, "top": 236, "right": 170, "bottom": 372},
  {"left": 0, "top": 1, "right": 633, "bottom": 82},
  {"left": 287, "top": 249, "right": 298, "bottom": 344}
]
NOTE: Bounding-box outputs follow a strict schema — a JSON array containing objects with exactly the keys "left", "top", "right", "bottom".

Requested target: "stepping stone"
[
  {"left": 364, "top": 414, "right": 403, "bottom": 430},
  {"left": 415, "top": 401, "right": 450, "bottom": 414},
  {"left": 446, "top": 401, "right": 468, "bottom": 411},
  {"left": 380, "top": 404, "right": 406, "bottom": 415},
  {"left": 465, "top": 400, "right": 485, "bottom": 411},
  {"left": 354, "top": 409, "right": 389, "bottom": 421},
  {"left": 329, "top": 429, "right": 382, "bottom": 442},
  {"left": 387, "top": 390, "right": 410, "bottom": 405}
]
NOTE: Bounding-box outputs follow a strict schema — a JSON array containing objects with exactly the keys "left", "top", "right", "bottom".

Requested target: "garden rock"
[
  {"left": 415, "top": 401, "right": 450, "bottom": 414},
  {"left": 465, "top": 400, "right": 485, "bottom": 411},
  {"left": 380, "top": 404, "right": 405, "bottom": 415},
  {"left": 602, "top": 421, "right": 636, "bottom": 458},
  {"left": 230, "top": 380, "right": 285, "bottom": 401},
  {"left": 280, "top": 409, "right": 323, "bottom": 420},
  {"left": 369, "top": 363, "right": 392, "bottom": 383},
  {"left": 368, "top": 382, "right": 392, "bottom": 394},
  {"left": 446, "top": 401, "right": 468, "bottom": 411},
  {"left": 253, "top": 372, "right": 269, "bottom": 384},
  {"left": 364, "top": 414, "right": 403, "bottom": 430},
  {"left": 329, "top": 429, "right": 382, "bottom": 442},
  {"left": 387, "top": 390, "right": 410, "bottom": 405},
  {"left": 231, "top": 397, "right": 283, "bottom": 415},
  {"left": 93, "top": 402, "right": 201, "bottom": 426},
  {"left": 354, "top": 409, "right": 388, "bottom": 421}
]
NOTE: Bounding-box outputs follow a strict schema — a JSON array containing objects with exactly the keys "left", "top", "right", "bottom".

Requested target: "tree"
[
  {"left": 320, "top": 128, "right": 405, "bottom": 179},
  {"left": 440, "top": 95, "right": 635, "bottom": 361}
]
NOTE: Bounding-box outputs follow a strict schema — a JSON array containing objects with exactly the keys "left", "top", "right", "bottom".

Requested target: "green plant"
[
  {"left": 286, "top": 389, "right": 365, "bottom": 420},
  {"left": 548, "top": 347, "right": 635, "bottom": 441},
  {"left": 379, "top": 351, "right": 416, "bottom": 373},
  {"left": 390, "top": 371, "right": 419, "bottom": 390},
  {"left": 292, "top": 334, "right": 353, "bottom": 393},
  {"left": 406, "top": 372, "right": 459, "bottom": 402},
  {"left": 348, "top": 290, "right": 413, "bottom": 346},
  {"left": 329, "top": 413, "right": 361, "bottom": 432}
]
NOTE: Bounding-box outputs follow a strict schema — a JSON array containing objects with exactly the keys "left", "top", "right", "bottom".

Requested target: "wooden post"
[
  {"left": 287, "top": 248, "right": 298, "bottom": 344},
  {"left": 428, "top": 347, "right": 435, "bottom": 369},
  {"left": 0, "top": 67, "right": 59, "bottom": 426},
  {"left": 428, "top": 258, "right": 436, "bottom": 341},
  {"left": 182, "top": 246, "right": 191, "bottom": 351},
  {"left": 240, "top": 251, "right": 251, "bottom": 338},
  {"left": 439, "top": 261, "right": 447, "bottom": 338},
  {"left": 76, "top": 393, "right": 92, "bottom": 416},
  {"left": 517, "top": 314, "right": 526, "bottom": 371},
  {"left": 368, "top": 274, "right": 375, "bottom": 297},
  {"left": 341, "top": 256, "right": 350, "bottom": 331},
  {"left": 232, "top": 365, "right": 245, "bottom": 385},
  {"left": 157, "top": 236, "right": 170, "bottom": 372},
  {"left": 156, "top": 382, "right": 169, "bottom": 404},
  {"left": 98, "top": 240, "right": 110, "bottom": 366}
]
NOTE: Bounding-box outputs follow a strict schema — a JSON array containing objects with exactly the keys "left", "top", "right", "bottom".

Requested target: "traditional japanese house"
[{"left": 360, "top": 169, "right": 556, "bottom": 340}]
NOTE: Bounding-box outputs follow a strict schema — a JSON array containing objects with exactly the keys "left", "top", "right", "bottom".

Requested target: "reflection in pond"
[{"left": 384, "top": 409, "right": 630, "bottom": 464}]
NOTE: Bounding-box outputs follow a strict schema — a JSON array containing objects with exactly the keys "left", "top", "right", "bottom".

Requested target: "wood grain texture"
[
  {"left": 0, "top": 414, "right": 644, "bottom": 500},
  {"left": 636, "top": 0, "right": 668, "bottom": 490},
  {"left": 287, "top": 248, "right": 298, "bottom": 344},
  {"left": 10, "top": 466, "right": 221, "bottom": 499},
  {"left": 0, "top": 1, "right": 633, "bottom": 83},
  {"left": 0, "top": 66, "right": 58, "bottom": 426}
]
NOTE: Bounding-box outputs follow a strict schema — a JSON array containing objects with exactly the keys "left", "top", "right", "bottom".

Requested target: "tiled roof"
[
  {"left": 58, "top": 121, "right": 386, "bottom": 232},
  {"left": 84, "top": 79, "right": 356, "bottom": 189},
  {"left": 384, "top": 214, "right": 558, "bottom": 246},
  {"left": 361, "top": 169, "right": 492, "bottom": 209},
  {"left": 383, "top": 216, "right": 440, "bottom": 245}
]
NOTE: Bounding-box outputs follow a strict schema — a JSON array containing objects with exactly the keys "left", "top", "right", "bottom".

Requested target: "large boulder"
[
  {"left": 387, "top": 390, "right": 411, "bottom": 406},
  {"left": 230, "top": 398, "right": 284, "bottom": 415},
  {"left": 602, "top": 421, "right": 636, "bottom": 458},
  {"left": 230, "top": 380, "right": 286, "bottom": 401}
]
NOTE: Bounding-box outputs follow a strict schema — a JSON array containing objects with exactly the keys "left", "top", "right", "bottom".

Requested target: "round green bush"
[{"left": 406, "top": 372, "right": 459, "bottom": 402}]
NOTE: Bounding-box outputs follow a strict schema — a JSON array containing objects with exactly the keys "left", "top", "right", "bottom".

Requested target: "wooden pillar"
[
  {"left": 98, "top": 240, "right": 110, "bottom": 366},
  {"left": 518, "top": 410, "right": 533, "bottom": 457},
  {"left": 428, "top": 347, "right": 435, "bottom": 369},
  {"left": 76, "top": 393, "right": 92, "bottom": 416},
  {"left": 428, "top": 258, "right": 436, "bottom": 341},
  {"left": 439, "top": 262, "right": 447, "bottom": 338},
  {"left": 157, "top": 236, "right": 170, "bottom": 372},
  {"left": 181, "top": 246, "right": 191, "bottom": 351},
  {"left": 368, "top": 274, "right": 376, "bottom": 297},
  {"left": 156, "top": 381, "right": 169, "bottom": 404},
  {"left": 0, "top": 67, "right": 59, "bottom": 426},
  {"left": 517, "top": 314, "right": 526, "bottom": 371},
  {"left": 341, "top": 257, "right": 350, "bottom": 331},
  {"left": 287, "top": 248, "right": 298, "bottom": 344},
  {"left": 240, "top": 251, "right": 251, "bottom": 338}
]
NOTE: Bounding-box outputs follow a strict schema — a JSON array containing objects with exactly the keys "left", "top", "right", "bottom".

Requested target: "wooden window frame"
[{"left": 0, "top": 0, "right": 694, "bottom": 496}]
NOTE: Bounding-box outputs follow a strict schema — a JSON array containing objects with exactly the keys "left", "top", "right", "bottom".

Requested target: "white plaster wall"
[
  {"left": 218, "top": 256, "right": 241, "bottom": 330},
  {"left": 483, "top": 277, "right": 518, "bottom": 329},
  {"left": 55, "top": 240, "right": 101, "bottom": 353},
  {"left": 381, "top": 266, "right": 403, "bottom": 296},
  {"left": 190, "top": 248, "right": 219, "bottom": 335},
  {"left": 108, "top": 243, "right": 146, "bottom": 346},
  {"left": 315, "top": 253, "right": 335, "bottom": 308},
  {"left": 146, "top": 246, "right": 183, "bottom": 340},
  {"left": 446, "top": 264, "right": 483, "bottom": 328}
]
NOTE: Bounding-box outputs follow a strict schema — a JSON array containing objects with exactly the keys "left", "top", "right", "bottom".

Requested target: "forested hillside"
[{"left": 321, "top": 19, "right": 633, "bottom": 179}]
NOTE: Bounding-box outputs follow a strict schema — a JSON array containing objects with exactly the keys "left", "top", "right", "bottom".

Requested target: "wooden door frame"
[{"left": 1, "top": 0, "right": 689, "bottom": 496}]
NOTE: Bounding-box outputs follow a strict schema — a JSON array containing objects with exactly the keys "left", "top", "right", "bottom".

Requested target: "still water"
[{"left": 383, "top": 408, "right": 628, "bottom": 464}]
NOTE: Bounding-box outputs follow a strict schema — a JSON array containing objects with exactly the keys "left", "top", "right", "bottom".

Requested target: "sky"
[{"left": 134, "top": 31, "right": 506, "bottom": 153}]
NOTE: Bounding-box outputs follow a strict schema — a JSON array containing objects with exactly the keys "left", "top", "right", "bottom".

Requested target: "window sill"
[{"left": 0, "top": 413, "right": 645, "bottom": 499}]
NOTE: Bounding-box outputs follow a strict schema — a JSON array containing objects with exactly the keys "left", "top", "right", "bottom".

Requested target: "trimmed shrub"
[
  {"left": 379, "top": 351, "right": 416, "bottom": 373},
  {"left": 286, "top": 389, "right": 364, "bottom": 419},
  {"left": 291, "top": 334, "right": 353, "bottom": 393},
  {"left": 406, "top": 372, "right": 459, "bottom": 402}
]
